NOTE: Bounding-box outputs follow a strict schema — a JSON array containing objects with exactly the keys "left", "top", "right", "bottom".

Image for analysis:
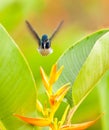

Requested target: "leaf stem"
[{"left": 66, "top": 106, "right": 77, "bottom": 124}]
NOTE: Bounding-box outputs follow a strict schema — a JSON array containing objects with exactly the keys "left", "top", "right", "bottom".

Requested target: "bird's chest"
[{"left": 38, "top": 47, "right": 53, "bottom": 56}]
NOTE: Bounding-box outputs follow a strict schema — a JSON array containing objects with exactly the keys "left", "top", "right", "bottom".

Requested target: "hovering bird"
[{"left": 25, "top": 20, "right": 64, "bottom": 56}]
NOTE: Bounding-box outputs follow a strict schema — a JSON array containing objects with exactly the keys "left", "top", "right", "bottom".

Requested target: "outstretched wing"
[
  {"left": 26, "top": 20, "right": 40, "bottom": 46},
  {"left": 49, "top": 20, "right": 64, "bottom": 41}
]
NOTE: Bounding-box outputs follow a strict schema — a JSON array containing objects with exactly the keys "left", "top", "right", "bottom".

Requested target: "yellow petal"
[
  {"left": 40, "top": 67, "right": 51, "bottom": 94},
  {"left": 50, "top": 83, "right": 70, "bottom": 106},
  {"left": 49, "top": 84, "right": 70, "bottom": 119},
  {"left": 49, "top": 64, "right": 57, "bottom": 86},
  {"left": 49, "top": 64, "right": 64, "bottom": 87},
  {"left": 36, "top": 100, "right": 43, "bottom": 113},
  {"left": 60, "top": 114, "right": 103, "bottom": 130},
  {"left": 55, "top": 83, "right": 70, "bottom": 100},
  {"left": 56, "top": 65, "right": 64, "bottom": 81},
  {"left": 14, "top": 114, "right": 51, "bottom": 126},
  {"left": 59, "top": 105, "right": 70, "bottom": 127}
]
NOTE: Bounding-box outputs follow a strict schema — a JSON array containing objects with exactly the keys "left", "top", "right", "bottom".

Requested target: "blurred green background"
[{"left": 0, "top": 0, "right": 109, "bottom": 129}]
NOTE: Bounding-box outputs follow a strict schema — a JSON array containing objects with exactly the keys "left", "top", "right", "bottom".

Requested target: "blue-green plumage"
[
  {"left": 42, "top": 34, "right": 48, "bottom": 41},
  {"left": 26, "top": 20, "right": 64, "bottom": 56}
]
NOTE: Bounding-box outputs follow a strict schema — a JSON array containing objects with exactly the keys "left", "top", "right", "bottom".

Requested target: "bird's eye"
[{"left": 46, "top": 42, "right": 50, "bottom": 49}]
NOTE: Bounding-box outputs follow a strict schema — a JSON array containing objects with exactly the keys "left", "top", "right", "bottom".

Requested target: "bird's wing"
[
  {"left": 26, "top": 20, "right": 40, "bottom": 46},
  {"left": 49, "top": 20, "right": 64, "bottom": 41}
]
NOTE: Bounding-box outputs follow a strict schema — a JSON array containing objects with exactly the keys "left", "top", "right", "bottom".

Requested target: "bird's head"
[{"left": 41, "top": 34, "right": 48, "bottom": 42}]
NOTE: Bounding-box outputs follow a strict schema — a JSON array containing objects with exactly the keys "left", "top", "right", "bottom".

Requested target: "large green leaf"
[
  {"left": 56, "top": 29, "right": 109, "bottom": 105},
  {"left": 0, "top": 25, "right": 37, "bottom": 130},
  {"left": 56, "top": 30, "right": 109, "bottom": 128},
  {"left": 72, "top": 32, "right": 109, "bottom": 105}
]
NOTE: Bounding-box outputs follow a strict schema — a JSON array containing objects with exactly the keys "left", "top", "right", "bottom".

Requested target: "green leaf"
[
  {"left": 0, "top": 24, "right": 37, "bottom": 129},
  {"left": 97, "top": 71, "right": 109, "bottom": 130},
  {"left": 72, "top": 32, "right": 109, "bottom": 105},
  {"left": 56, "top": 29, "right": 109, "bottom": 105}
]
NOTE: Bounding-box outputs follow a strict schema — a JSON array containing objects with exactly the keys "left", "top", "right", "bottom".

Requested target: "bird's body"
[
  {"left": 38, "top": 34, "right": 53, "bottom": 56},
  {"left": 41, "top": 35, "right": 50, "bottom": 49},
  {"left": 26, "top": 20, "right": 63, "bottom": 56}
]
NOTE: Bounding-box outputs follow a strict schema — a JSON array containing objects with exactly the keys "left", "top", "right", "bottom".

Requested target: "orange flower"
[{"left": 14, "top": 64, "right": 102, "bottom": 130}]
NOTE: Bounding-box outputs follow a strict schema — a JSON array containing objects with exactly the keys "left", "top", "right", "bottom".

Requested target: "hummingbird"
[{"left": 25, "top": 20, "right": 64, "bottom": 56}]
